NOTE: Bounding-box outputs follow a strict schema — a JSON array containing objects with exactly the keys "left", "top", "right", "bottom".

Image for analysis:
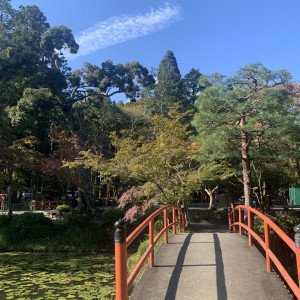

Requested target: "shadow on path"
[
  {"left": 164, "top": 233, "right": 192, "bottom": 300},
  {"left": 213, "top": 233, "right": 227, "bottom": 300},
  {"left": 164, "top": 232, "right": 227, "bottom": 300},
  {"left": 130, "top": 222, "right": 291, "bottom": 300}
]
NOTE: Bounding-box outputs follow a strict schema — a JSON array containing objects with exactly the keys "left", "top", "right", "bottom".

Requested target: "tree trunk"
[
  {"left": 240, "top": 115, "right": 253, "bottom": 207},
  {"left": 60, "top": 102, "right": 83, "bottom": 144},
  {"left": 183, "top": 199, "right": 190, "bottom": 226},
  {"left": 262, "top": 181, "right": 267, "bottom": 210},
  {"left": 7, "top": 167, "right": 13, "bottom": 219},
  {"left": 208, "top": 191, "right": 214, "bottom": 209},
  {"left": 178, "top": 199, "right": 190, "bottom": 226},
  {"left": 60, "top": 101, "right": 94, "bottom": 212},
  {"left": 205, "top": 186, "right": 218, "bottom": 210},
  {"left": 241, "top": 140, "right": 253, "bottom": 206}
]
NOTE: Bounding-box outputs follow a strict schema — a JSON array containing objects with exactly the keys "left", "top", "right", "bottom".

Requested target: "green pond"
[{"left": 0, "top": 252, "right": 115, "bottom": 299}]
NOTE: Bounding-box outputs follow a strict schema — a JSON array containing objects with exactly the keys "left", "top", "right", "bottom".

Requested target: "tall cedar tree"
[
  {"left": 182, "top": 68, "right": 203, "bottom": 106},
  {"left": 151, "top": 50, "right": 184, "bottom": 114}
]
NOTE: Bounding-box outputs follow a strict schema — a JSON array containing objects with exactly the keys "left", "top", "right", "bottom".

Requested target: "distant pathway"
[{"left": 130, "top": 223, "right": 292, "bottom": 300}]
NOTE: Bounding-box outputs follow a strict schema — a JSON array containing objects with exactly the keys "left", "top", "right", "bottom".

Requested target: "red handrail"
[
  {"left": 114, "top": 204, "right": 185, "bottom": 300},
  {"left": 228, "top": 205, "right": 300, "bottom": 299}
]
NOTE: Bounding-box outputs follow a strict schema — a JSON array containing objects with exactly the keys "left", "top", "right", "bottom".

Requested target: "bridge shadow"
[
  {"left": 164, "top": 232, "right": 227, "bottom": 300},
  {"left": 164, "top": 233, "right": 192, "bottom": 300},
  {"left": 213, "top": 233, "right": 227, "bottom": 300}
]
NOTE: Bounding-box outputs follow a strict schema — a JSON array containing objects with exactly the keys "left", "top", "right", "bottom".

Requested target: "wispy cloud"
[{"left": 68, "top": 2, "right": 182, "bottom": 60}]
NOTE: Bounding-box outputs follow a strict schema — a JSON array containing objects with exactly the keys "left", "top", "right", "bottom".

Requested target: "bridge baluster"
[
  {"left": 228, "top": 211, "right": 232, "bottom": 233},
  {"left": 149, "top": 219, "right": 154, "bottom": 267},
  {"left": 178, "top": 209, "right": 181, "bottom": 233},
  {"left": 233, "top": 209, "right": 236, "bottom": 233},
  {"left": 294, "top": 224, "right": 300, "bottom": 287},
  {"left": 264, "top": 220, "right": 271, "bottom": 272},
  {"left": 182, "top": 212, "right": 186, "bottom": 233},
  {"left": 239, "top": 207, "right": 242, "bottom": 235},
  {"left": 172, "top": 207, "right": 176, "bottom": 234},
  {"left": 164, "top": 209, "right": 168, "bottom": 244},
  {"left": 248, "top": 209, "right": 252, "bottom": 246}
]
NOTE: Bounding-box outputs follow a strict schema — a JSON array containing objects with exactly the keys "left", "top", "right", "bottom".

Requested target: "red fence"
[
  {"left": 228, "top": 205, "right": 300, "bottom": 299},
  {"left": 0, "top": 194, "right": 7, "bottom": 210},
  {"left": 0, "top": 197, "right": 69, "bottom": 211},
  {"left": 114, "top": 204, "right": 185, "bottom": 300},
  {"left": 28, "top": 200, "right": 69, "bottom": 210}
]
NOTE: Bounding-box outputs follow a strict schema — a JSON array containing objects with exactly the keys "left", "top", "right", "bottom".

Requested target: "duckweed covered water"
[{"left": 0, "top": 252, "right": 115, "bottom": 299}]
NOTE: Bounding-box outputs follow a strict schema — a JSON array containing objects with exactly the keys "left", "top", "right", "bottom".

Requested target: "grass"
[{"left": 127, "top": 233, "right": 164, "bottom": 276}]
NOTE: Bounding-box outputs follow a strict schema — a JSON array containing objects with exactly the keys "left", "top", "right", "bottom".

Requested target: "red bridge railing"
[
  {"left": 114, "top": 204, "right": 185, "bottom": 300},
  {"left": 228, "top": 205, "right": 300, "bottom": 299}
]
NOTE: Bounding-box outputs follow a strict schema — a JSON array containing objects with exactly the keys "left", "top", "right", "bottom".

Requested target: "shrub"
[
  {"left": 254, "top": 213, "right": 300, "bottom": 238},
  {"left": 102, "top": 208, "right": 125, "bottom": 226},
  {"left": 2, "top": 213, "right": 54, "bottom": 243},
  {"left": 154, "top": 219, "right": 164, "bottom": 234},
  {"left": 65, "top": 213, "right": 91, "bottom": 227},
  {"left": 253, "top": 213, "right": 300, "bottom": 284},
  {"left": 0, "top": 215, "right": 10, "bottom": 227},
  {"left": 137, "top": 238, "right": 149, "bottom": 256},
  {"left": 56, "top": 204, "right": 70, "bottom": 216}
]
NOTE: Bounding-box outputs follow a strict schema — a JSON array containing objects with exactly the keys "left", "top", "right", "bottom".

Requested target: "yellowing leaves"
[{"left": 108, "top": 106, "right": 199, "bottom": 203}]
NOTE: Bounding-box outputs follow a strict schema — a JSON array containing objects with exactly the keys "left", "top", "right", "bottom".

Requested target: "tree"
[
  {"left": 0, "top": 2, "right": 78, "bottom": 215},
  {"left": 61, "top": 61, "right": 154, "bottom": 210},
  {"left": 192, "top": 63, "right": 298, "bottom": 207},
  {"left": 41, "top": 127, "right": 81, "bottom": 207},
  {"left": 197, "top": 162, "right": 235, "bottom": 209},
  {"left": 7, "top": 88, "right": 58, "bottom": 143},
  {"left": 0, "top": 137, "right": 41, "bottom": 217},
  {"left": 0, "top": 4, "right": 78, "bottom": 105},
  {"left": 182, "top": 68, "right": 203, "bottom": 106},
  {"left": 110, "top": 106, "right": 198, "bottom": 221},
  {"left": 65, "top": 60, "right": 154, "bottom": 147},
  {"left": 148, "top": 50, "right": 184, "bottom": 114},
  {"left": 75, "top": 106, "right": 199, "bottom": 221},
  {"left": 72, "top": 96, "right": 127, "bottom": 156},
  {"left": 118, "top": 102, "right": 150, "bottom": 136},
  {"left": 0, "top": 2, "right": 155, "bottom": 211}
]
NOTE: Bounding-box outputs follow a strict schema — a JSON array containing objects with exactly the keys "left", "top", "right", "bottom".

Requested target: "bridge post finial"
[
  {"left": 294, "top": 224, "right": 300, "bottom": 248},
  {"left": 115, "top": 219, "right": 126, "bottom": 243}
]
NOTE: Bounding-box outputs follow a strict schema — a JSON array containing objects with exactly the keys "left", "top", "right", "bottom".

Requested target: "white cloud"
[{"left": 67, "top": 2, "right": 182, "bottom": 60}]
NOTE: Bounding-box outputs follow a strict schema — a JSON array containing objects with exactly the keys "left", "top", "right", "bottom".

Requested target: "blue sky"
[{"left": 11, "top": 0, "right": 300, "bottom": 81}]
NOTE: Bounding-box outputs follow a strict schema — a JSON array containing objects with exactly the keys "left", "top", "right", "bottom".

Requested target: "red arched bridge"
[{"left": 114, "top": 205, "right": 300, "bottom": 299}]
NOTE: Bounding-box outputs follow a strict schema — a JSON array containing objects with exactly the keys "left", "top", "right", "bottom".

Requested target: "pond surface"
[{"left": 0, "top": 252, "right": 115, "bottom": 299}]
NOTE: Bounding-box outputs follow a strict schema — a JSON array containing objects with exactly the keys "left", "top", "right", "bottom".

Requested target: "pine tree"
[{"left": 192, "top": 63, "right": 298, "bottom": 207}]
